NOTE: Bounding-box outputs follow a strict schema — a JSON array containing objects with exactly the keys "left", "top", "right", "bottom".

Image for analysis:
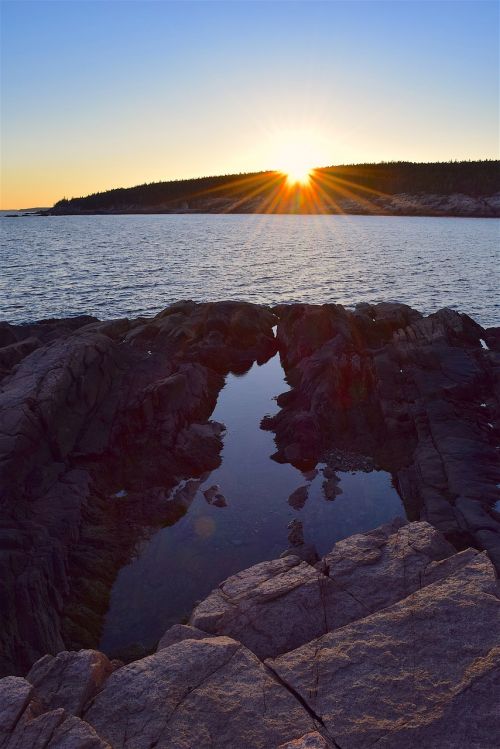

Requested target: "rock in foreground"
[
  {"left": 1, "top": 300, "right": 499, "bottom": 679},
  {"left": 1, "top": 520, "right": 498, "bottom": 748}
]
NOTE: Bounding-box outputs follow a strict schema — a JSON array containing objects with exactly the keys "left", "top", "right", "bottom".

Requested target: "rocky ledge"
[
  {"left": 1, "top": 519, "right": 499, "bottom": 748},
  {"left": 266, "top": 302, "right": 500, "bottom": 562},
  {"left": 0, "top": 300, "right": 499, "bottom": 680}
]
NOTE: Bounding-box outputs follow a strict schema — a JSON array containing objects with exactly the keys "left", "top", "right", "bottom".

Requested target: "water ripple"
[{"left": 0, "top": 214, "right": 498, "bottom": 326}]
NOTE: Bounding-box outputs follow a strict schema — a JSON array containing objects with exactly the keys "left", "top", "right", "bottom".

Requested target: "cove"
[{"left": 100, "top": 353, "right": 406, "bottom": 656}]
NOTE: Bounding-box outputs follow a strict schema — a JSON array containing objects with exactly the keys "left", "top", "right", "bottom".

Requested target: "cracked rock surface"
[
  {"left": 267, "top": 302, "right": 500, "bottom": 566},
  {"left": 1, "top": 298, "right": 499, "bottom": 719},
  {"left": 84, "top": 636, "right": 315, "bottom": 748},
  {"left": 190, "top": 519, "right": 462, "bottom": 659},
  {"left": 268, "top": 552, "right": 500, "bottom": 749},
  {"left": 1, "top": 520, "right": 498, "bottom": 748},
  {"left": 0, "top": 302, "right": 277, "bottom": 675}
]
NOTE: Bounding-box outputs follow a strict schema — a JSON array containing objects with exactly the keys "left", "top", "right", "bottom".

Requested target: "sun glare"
[
  {"left": 285, "top": 163, "right": 312, "bottom": 186},
  {"left": 269, "top": 129, "right": 327, "bottom": 187}
]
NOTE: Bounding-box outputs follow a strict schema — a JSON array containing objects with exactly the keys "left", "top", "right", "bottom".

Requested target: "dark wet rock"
[
  {"left": 288, "top": 485, "right": 309, "bottom": 510},
  {"left": 484, "top": 326, "right": 500, "bottom": 351},
  {"left": 287, "top": 519, "right": 304, "bottom": 546},
  {"left": 173, "top": 420, "right": 225, "bottom": 478},
  {"left": 203, "top": 484, "right": 228, "bottom": 507},
  {"left": 0, "top": 301, "right": 277, "bottom": 675},
  {"left": 269, "top": 303, "right": 500, "bottom": 566},
  {"left": 0, "top": 337, "right": 41, "bottom": 378}
]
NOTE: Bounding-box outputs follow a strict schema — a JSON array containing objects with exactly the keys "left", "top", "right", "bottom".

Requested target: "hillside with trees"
[{"left": 49, "top": 161, "right": 500, "bottom": 217}]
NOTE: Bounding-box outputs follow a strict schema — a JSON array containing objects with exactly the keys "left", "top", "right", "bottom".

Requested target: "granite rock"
[
  {"left": 0, "top": 676, "right": 109, "bottom": 749},
  {"left": 26, "top": 650, "right": 112, "bottom": 716},
  {"left": 268, "top": 303, "right": 500, "bottom": 568},
  {"left": 278, "top": 733, "right": 332, "bottom": 749},
  {"left": 268, "top": 553, "right": 500, "bottom": 749},
  {"left": 190, "top": 520, "right": 466, "bottom": 659},
  {"left": 1, "top": 521, "right": 498, "bottom": 748},
  {"left": 156, "top": 623, "right": 210, "bottom": 651},
  {"left": 84, "top": 636, "right": 315, "bottom": 748}
]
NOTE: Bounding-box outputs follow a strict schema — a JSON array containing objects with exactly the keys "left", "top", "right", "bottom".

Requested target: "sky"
[{"left": 1, "top": 0, "right": 499, "bottom": 208}]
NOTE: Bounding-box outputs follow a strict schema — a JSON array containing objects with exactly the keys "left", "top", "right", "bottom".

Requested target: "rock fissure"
[{"left": 264, "top": 660, "right": 343, "bottom": 749}]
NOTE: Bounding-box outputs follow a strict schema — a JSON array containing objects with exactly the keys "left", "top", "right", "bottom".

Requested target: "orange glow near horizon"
[
  {"left": 272, "top": 129, "right": 325, "bottom": 189},
  {"left": 285, "top": 166, "right": 312, "bottom": 186},
  {"left": 1, "top": 132, "right": 394, "bottom": 213},
  {"left": 192, "top": 160, "right": 390, "bottom": 216}
]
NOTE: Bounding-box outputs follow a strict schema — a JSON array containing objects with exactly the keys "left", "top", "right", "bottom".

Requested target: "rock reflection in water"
[{"left": 100, "top": 353, "right": 405, "bottom": 656}]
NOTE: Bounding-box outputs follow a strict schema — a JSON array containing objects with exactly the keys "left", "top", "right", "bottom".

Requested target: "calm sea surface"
[{"left": 1, "top": 214, "right": 499, "bottom": 325}]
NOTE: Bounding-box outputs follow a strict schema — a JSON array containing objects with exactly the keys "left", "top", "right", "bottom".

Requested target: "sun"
[
  {"left": 269, "top": 129, "right": 323, "bottom": 187},
  {"left": 285, "top": 162, "right": 312, "bottom": 186}
]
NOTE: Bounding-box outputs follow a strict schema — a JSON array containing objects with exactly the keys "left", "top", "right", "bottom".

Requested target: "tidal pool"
[{"left": 100, "top": 353, "right": 406, "bottom": 655}]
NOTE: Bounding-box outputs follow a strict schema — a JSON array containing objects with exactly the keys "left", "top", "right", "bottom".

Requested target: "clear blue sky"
[{"left": 1, "top": 0, "right": 498, "bottom": 207}]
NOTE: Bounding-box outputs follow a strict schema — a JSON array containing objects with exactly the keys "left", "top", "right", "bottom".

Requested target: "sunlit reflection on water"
[{"left": 2, "top": 214, "right": 498, "bottom": 327}]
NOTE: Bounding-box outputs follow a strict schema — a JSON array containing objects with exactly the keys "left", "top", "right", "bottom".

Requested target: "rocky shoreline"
[
  {"left": 1, "top": 518, "right": 499, "bottom": 747},
  {"left": 37, "top": 191, "right": 500, "bottom": 217},
  {"left": 0, "top": 302, "right": 277, "bottom": 675},
  {"left": 0, "top": 300, "right": 499, "bottom": 690}
]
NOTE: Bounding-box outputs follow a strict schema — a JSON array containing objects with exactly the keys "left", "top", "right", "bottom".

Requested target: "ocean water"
[{"left": 1, "top": 213, "right": 499, "bottom": 326}]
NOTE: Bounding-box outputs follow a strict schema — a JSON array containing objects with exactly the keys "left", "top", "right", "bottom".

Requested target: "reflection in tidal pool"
[{"left": 100, "top": 354, "right": 406, "bottom": 655}]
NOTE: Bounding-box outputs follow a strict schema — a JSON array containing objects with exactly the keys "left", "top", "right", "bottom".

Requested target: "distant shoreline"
[
  {"left": 5, "top": 162, "right": 499, "bottom": 218},
  {"left": 1, "top": 211, "right": 500, "bottom": 220},
  {"left": 38, "top": 161, "right": 499, "bottom": 219},
  {"left": 30, "top": 196, "right": 500, "bottom": 220}
]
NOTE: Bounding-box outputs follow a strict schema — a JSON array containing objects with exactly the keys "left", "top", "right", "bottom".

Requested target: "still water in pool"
[{"left": 100, "top": 353, "right": 406, "bottom": 655}]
